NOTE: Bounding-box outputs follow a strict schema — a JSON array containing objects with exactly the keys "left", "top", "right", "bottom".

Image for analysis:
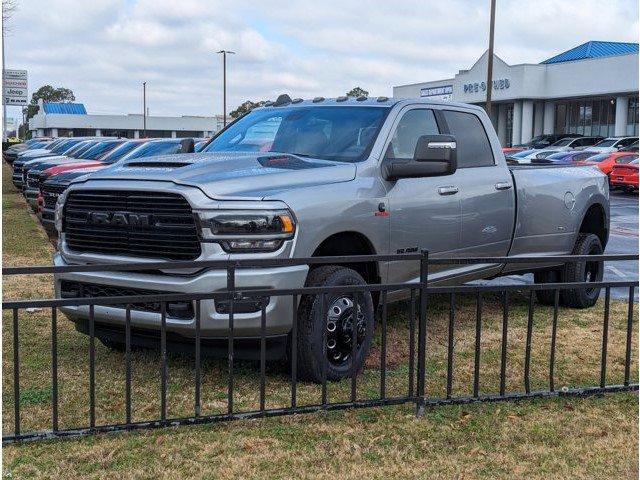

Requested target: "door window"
[
  {"left": 443, "top": 110, "right": 495, "bottom": 168},
  {"left": 385, "top": 109, "right": 439, "bottom": 160}
]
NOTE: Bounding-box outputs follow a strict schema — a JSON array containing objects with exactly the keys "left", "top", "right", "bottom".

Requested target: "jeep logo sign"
[
  {"left": 86, "top": 212, "right": 152, "bottom": 228},
  {"left": 463, "top": 78, "right": 510, "bottom": 94}
]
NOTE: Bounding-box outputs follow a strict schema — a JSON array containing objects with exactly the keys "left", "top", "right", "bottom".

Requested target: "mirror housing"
[
  {"left": 179, "top": 138, "right": 195, "bottom": 154},
  {"left": 383, "top": 134, "right": 457, "bottom": 180}
]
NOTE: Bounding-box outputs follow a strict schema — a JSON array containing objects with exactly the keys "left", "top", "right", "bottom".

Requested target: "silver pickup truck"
[{"left": 53, "top": 96, "right": 610, "bottom": 382}]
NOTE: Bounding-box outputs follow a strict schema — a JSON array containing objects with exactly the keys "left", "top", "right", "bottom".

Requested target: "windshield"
[
  {"left": 585, "top": 153, "right": 610, "bottom": 163},
  {"left": 594, "top": 139, "right": 616, "bottom": 147},
  {"left": 64, "top": 141, "right": 94, "bottom": 158},
  {"left": 77, "top": 140, "right": 123, "bottom": 160},
  {"left": 552, "top": 138, "right": 573, "bottom": 147},
  {"left": 203, "top": 106, "right": 389, "bottom": 162},
  {"left": 512, "top": 149, "right": 535, "bottom": 158},
  {"left": 99, "top": 141, "right": 144, "bottom": 163},
  {"left": 546, "top": 152, "right": 572, "bottom": 160},
  {"left": 536, "top": 150, "right": 559, "bottom": 159},
  {"left": 121, "top": 141, "right": 182, "bottom": 160},
  {"left": 45, "top": 139, "right": 65, "bottom": 151}
]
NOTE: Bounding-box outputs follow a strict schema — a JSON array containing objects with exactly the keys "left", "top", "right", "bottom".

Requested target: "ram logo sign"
[{"left": 86, "top": 211, "right": 152, "bottom": 228}]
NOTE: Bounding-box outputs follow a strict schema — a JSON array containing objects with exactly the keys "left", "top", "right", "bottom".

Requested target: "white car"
[
  {"left": 589, "top": 136, "right": 638, "bottom": 153},
  {"left": 511, "top": 148, "right": 563, "bottom": 164},
  {"left": 549, "top": 136, "right": 603, "bottom": 152}
]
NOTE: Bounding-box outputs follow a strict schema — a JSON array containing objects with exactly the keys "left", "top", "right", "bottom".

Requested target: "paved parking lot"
[{"left": 478, "top": 190, "right": 638, "bottom": 300}]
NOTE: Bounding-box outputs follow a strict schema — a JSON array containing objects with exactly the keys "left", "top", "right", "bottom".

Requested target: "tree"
[
  {"left": 23, "top": 85, "right": 76, "bottom": 120},
  {"left": 230, "top": 99, "right": 268, "bottom": 119},
  {"left": 346, "top": 87, "right": 369, "bottom": 98}
]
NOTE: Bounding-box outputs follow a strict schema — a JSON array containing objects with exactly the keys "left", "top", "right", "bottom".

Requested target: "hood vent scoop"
[{"left": 125, "top": 161, "right": 192, "bottom": 169}]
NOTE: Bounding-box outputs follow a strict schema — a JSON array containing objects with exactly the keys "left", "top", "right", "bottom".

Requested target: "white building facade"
[
  {"left": 393, "top": 41, "right": 639, "bottom": 147},
  {"left": 28, "top": 99, "right": 225, "bottom": 139}
]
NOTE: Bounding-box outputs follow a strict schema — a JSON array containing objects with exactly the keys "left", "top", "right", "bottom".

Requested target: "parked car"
[
  {"left": 510, "top": 148, "right": 564, "bottom": 163},
  {"left": 548, "top": 136, "right": 603, "bottom": 152},
  {"left": 52, "top": 97, "right": 610, "bottom": 383},
  {"left": 508, "top": 133, "right": 583, "bottom": 152},
  {"left": 589, "top": 136, "right": 638, "bottom": 153},
  {"left": 532, "top": 150, "right": 598, "bottom": 165},
  {"left": 574, "top": 151, "right": 639, "bottom": 177},
  {"left": 609, "top": 158, "right": 639, "bottom": 192},
  {"left": 3, "top": 137, "right": 54, "bottom": 163},
  {"left": 12, "top": 138, "right": 94, "bottom": 188}
]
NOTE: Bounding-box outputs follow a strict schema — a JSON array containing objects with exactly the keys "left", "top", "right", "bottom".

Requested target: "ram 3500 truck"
[{"left": 53, "top": 97, "right": 610, "bottom": 382}]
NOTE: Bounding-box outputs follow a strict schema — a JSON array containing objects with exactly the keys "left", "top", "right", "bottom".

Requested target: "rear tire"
[
  {"left": 534, "top": 269, "right": 561, "bottom": 305},
  {"left": 562, "top": 233, "right": 604, "bottom": 309},
  {"left": 296, "top": 266, "right": 374, "bottom": 383}
]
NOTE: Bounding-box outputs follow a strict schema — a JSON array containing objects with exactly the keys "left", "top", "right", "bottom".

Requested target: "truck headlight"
[
  {"left": 196, "top": 209, "right": 296, "bottom": 253},
  {"left": 54, "top": 192, "right": 67, "bottom": 234}
]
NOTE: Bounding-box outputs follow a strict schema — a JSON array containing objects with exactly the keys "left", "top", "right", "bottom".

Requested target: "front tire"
[
  {"left": 562, "top": 233, "right": 604, "bottom": 308},
  {"left": 296, "top": 266, "right": 374, "bottom": 383}
]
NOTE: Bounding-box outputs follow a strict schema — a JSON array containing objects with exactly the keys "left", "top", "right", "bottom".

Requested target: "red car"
[
  {"left": 609, "top": 158, "right": 638, "bottom": 191},
  {"left": 575, "top": 151, "right": 639, "bottom": 176}
]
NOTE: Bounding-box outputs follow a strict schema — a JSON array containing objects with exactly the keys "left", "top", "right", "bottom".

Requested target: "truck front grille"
[
  {"left": 63, "top": 190, "right": 202, "bottom": 260},
  {"left": 41, "top": 183, "right": 66, "bottom": 209},
  {"left": 26, "top": 171, "right": 41, "bottom": 189}
]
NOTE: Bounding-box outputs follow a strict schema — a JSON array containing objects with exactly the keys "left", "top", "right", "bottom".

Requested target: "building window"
[
  {"left": 143, "top": 130, "right": 173, "bottom": 138},
  {"left": 627, "top": 96, "right": 638, "bottom": 136},
  {"left": 555, "top": 98, "right": 616, "bottom": 137},
  {"left": 175, "top": 130, "right": 203, "bottom": 138}
]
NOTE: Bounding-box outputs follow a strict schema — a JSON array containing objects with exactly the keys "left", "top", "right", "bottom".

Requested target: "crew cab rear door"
[{"left": 439, "top": 108, "right": 515, "bottom": 276}]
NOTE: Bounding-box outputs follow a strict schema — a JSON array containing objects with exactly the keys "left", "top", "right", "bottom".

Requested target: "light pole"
[
  {"left": 217, "top": 50, "right": 235, "bottom": 127},
  {"left": 142, "top": 82, "right": 147, "bottom": 138},
  {"left": 485, "top": 0, "right": 497, "bottom": 118}
]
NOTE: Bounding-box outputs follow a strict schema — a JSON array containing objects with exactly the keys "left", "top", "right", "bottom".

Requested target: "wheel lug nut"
[{"left": 327, "top": 321, "right": 337, "bottom": 332}]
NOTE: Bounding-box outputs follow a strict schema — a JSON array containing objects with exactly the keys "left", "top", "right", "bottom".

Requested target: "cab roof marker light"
[
  {"left": 336, "top": 96, "right": 348, "bottom": 102},
  {"left": 291, "top": 98, "right": 303, "bottom": 104},
  {"left": 377, "top": 96, "right": 389, "bottom": 102},
  {"left": 264, "top": 101, "right": 274, "bottom": 107},
  {"left": 356, "top": 96, "right": 367, "bottom": 101},
  {"left": 273, "top": 94, "right": 292, "bottom": 107},
  {"left": 312, "top": 97, "right": 325, "bottom": 103}
]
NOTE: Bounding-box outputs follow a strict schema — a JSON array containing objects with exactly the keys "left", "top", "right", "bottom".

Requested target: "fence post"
[{"left": 415, "top": 249, "right": 429, "bottom": 417}]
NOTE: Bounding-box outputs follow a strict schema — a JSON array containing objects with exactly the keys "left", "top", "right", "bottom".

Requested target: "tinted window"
[
  {"left": 618, "top": 138, "right": 637, "bottom": 147},
  {"left": 443, "top": 110, "right": 494, "bottom": 168},
  {"left": 385, "top": 109, "right": 439, "bottom": 160},
  {"left": 77, "top": 140, "right": 123, "bottom": 160},
  {"left": 595, "top": 139, "right": 616, "bottom": 147},
  {"left": 615, "top": 154, "right": 638, "bottom": 164},
  {"left": 121, "top": 141, "right": 182, "bottom": 160},
  {"left": 552, "top": 138, "right": 573, "bottom": 147}
]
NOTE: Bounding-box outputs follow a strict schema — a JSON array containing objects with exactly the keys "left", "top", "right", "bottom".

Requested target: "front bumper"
[{"left": 54, "top": 253, "right": 309, "bottom": 339}]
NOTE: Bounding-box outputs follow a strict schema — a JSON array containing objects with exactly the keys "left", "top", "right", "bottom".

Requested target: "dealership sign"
[
  {"left": 464, "top": 78, "right": 510, "bottom": 94},
  {"left": 3, "top": 69, "right": 28, "bottom": 106},
  {"left": 420, "top": 85, "right": 453, "bottom": 101}
]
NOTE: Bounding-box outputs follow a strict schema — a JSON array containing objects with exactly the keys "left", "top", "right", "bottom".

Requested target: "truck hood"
[{"left": 78, "top": 151, "right": 357, "bottom": 200}]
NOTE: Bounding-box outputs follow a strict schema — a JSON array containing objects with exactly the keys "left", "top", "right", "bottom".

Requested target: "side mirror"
[
  {"left": 179, "top": 138, "right": 195, "bottom": 154},
  {"left": 383, "top": 134, "right": 457, "bottom": 180}
]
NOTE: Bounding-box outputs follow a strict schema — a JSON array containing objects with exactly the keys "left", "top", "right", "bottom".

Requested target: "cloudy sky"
[{"left": 3, "top": 0, "right": 638, "bottom": 120}]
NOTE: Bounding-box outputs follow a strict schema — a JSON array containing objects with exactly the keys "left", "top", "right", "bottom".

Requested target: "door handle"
[
  {"left": 438, "top": 186, "right": 459, "bottom": 195},
  {"left": 495, "top": 181, "right": 512, "bottom": 191}
]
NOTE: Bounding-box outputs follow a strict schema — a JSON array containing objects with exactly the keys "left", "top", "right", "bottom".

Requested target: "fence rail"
[{"left": 2, "top": 252, "right": 638, "bottom": 443}]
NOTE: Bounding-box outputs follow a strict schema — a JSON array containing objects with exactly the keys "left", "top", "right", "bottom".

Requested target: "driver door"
[{"left": 384, "top": 107, "right": 462, "bottom": 285}]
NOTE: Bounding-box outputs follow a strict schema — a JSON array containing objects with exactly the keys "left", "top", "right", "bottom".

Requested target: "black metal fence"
[{"left": 2, "top": 253, "right": 638, "bottom": 443}]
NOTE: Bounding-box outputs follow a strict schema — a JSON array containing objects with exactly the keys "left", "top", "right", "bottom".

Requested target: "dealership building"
[
  {"left": 28, "top": 99, "right": 223, "bottom": 139},
  {"left": 393, "top": 41, "right": 639, "bottom": 146}
]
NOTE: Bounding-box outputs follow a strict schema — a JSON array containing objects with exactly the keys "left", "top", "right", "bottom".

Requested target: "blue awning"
[
  {"left": 541, "top": 41, "right": 639, "bottom": 64},
  {"left": 42, "top": 102, "right": 87, "bottom": 114}
]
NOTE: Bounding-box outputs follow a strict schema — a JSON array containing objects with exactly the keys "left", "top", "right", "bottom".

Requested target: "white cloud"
[{"left": 4, "top": 0, "right": 638, "bottom": 119}]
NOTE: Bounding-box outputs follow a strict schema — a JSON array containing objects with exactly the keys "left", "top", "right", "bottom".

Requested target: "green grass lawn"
[{"left": 2, "top": 160, "right": 638, "bottom": 479}]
